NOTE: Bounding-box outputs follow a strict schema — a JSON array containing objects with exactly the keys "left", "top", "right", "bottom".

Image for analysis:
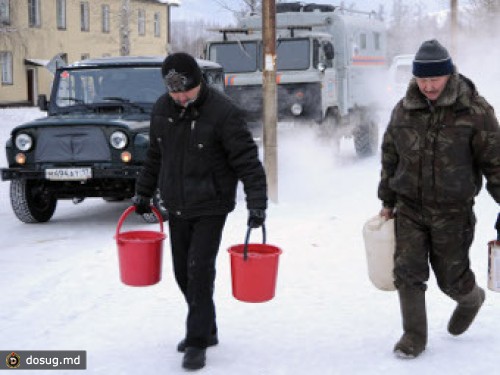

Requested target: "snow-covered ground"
[{"left": 0, "top": 107, "right": 498, "bottom": 375}]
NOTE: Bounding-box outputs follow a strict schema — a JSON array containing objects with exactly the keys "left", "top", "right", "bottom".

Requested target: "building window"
[
  {"left": 56, "top": 0, "right": 66, "bottom": 30},
  {"left": 154, "top": 12, "right": 160, "bottom": 37},
  {"left": 138, "top": 9, "right": 145, "bottom": 36},
  {"left": 28, "top": 0, "right": 41, "bottom": 27},
  {"left": 81, "top": 1, "right": 89, "bottom": 31},
  {"left": 0, "top": 0, "right": 10, "bottom": 25},
  {"left": 0, "top": 51, "right": 13, "bottom": 85},
  {"left": 102, "top": 4, "right": 110, "bottom": 33}
]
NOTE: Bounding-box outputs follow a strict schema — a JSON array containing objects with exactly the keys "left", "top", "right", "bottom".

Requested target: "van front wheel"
[{"left": 10, "top": 179, "right": 57, "bottom": 223}]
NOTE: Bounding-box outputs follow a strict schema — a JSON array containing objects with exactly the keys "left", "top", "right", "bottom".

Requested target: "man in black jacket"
[{"left": 133, "top": 52, "right": 268, "bottom": 370}]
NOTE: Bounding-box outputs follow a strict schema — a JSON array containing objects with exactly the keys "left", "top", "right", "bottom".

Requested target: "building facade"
[{"left": 0, "top": 0, "right": 174, "bottom": 106}]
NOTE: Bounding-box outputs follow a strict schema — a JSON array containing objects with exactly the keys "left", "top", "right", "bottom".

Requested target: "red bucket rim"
[
  {"left": 115, "top": 230, "right": 166, "bottom": 243},
  {"left": 228, "top": 243, "right": 282, "bottom": 256}
]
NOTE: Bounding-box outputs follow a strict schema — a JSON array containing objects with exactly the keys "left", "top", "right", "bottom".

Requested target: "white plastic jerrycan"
[
  {"left": 487, "top": 213, "right": 500, "bottom": 292},
  {"left": 362, "top": 215, "right": 396, "bottom": 291},
  {"left": 488, "top": 241, "right": 500, "bottom": 292}
]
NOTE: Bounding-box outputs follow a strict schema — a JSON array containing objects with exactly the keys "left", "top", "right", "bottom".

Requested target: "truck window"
[
  {"left": 374, "top": 32, "right": 381, "bottom": 50},
  {"left": 360, "top": 33, "right": 367, "bottom": 50},
  {"left": 208, "top": 41, "right": 258, "bottom": 73},
  {"left": 275, "top": 38, "right": 310, "bottom": 70}
]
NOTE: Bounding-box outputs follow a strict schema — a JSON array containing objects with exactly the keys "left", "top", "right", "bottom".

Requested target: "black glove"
[
  {"left": 248, "top": 209, "right": 266, "bottom": 228},
  {"left": 132, "top": 194, "right": 152, "bottom": 215}
]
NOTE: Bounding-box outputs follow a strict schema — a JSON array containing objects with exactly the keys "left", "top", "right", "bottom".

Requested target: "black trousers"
[{"left": 168, "top": 214, "right": 227, "bottom": 348}]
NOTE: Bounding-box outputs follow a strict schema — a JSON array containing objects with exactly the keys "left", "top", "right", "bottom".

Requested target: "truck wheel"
[
  {"left": 10, "top": 179, "right": 57, "bottom": 223},
  {"left": 141, "top": 189, "right": 168, "bottom": 223},
  {"left": 354, "top": 121, "right": 378, "bottom": 157}
]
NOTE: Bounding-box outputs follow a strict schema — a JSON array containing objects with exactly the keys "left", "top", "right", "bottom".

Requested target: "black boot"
[
  {"left": 177, "top": 333, "right": 219, "bottom": 353},
  {"left": 182, "top": 347, "right": 206, "bottom": 370},
  {"left": 394, "top": 286, "right": 427, "bottom": 359},
  {"left": 448, "top": 285, "right": 485, "bottom": 336}
]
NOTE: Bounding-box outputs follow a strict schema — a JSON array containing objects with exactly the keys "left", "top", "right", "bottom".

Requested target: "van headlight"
[
  {"left": 110, "top": 131, "right": 128, "bottom": 149},
  {"left": 15, "top": 133, "right": 33, "bottom": 151}
]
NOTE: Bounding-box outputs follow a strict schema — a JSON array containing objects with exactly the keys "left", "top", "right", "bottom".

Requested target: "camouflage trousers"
[{"left": 394, "top": 202, "right": 477, "bottom": 299}]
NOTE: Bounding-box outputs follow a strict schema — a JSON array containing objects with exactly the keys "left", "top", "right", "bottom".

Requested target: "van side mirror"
[
  {"left": 38, "top": 94, "right": 48, "bottom": 111},
  {"left": 323, "top": 42, "right": 334, "bottom": 60}
]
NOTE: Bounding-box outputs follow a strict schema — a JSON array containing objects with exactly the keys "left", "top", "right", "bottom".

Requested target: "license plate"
[{"left": 45, "top": 167, "right": 92, "bottom": 181}]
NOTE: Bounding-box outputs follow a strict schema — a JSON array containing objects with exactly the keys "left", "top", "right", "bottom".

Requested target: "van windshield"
[{"left": 53, "top": 66, "right": 165, "bottom": 108}]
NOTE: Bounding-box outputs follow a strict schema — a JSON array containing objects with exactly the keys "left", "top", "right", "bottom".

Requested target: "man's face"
[
  {"left": 169, "top": 85, "right": 201, "bottom": 108},
  {"left": 415, "top": 75, "right": 450, "bottom": 101}
]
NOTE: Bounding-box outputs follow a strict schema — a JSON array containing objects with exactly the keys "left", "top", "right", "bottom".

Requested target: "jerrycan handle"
[
  {"left": 495, "top": 213, "right": 500, "bottom": 241},
  {"left": 243, "top": 225, "right": 267, "bottom": 261}
]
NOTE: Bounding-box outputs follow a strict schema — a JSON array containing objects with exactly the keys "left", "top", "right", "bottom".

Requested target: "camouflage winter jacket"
[{"left": 378, "top": 72, "right": 500, "bottom": 209}]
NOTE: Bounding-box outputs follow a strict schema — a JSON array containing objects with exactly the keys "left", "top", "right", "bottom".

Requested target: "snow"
[{"left": 0, "top": 106, "right": 499, "bottom": 375}]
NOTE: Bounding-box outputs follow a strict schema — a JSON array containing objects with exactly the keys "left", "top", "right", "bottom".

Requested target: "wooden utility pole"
[
  {"left": 166, "top": 1, "right": 180, "bottom": 53},
  {"left": 262, "top": 0, "right": 278, "bottom": 202},
  {"left": 450, "top": 0, "right": 458, "bottom": 56}
]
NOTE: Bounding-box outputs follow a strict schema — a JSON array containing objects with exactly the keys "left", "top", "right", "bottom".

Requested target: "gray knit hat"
[{"left": 412, "top": 39, "right": 453, "bottom": 78}]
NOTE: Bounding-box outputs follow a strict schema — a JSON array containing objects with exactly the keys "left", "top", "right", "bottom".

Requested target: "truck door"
[{"left": 315, "top": 39, "right": 336, "bottom": 120}]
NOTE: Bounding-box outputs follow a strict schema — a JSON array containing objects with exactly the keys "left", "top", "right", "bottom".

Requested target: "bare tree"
[
  {"left": 468, "top": 0, "right": 500, "bottom": 36},
  {"left": 213, "top": 0, "right": 261, "bottom": 17},
  {"left": 386, "top": 0, "right": 442, "bottom": 58},
  {"left": 120, "top": 0, "right": 131, "bottom": 56},
  {"left": 171, "top": 19, "right": 223, "bottom": 57},
  {"left": 0, "top": 4, "right": 28, "bottom": 57}
]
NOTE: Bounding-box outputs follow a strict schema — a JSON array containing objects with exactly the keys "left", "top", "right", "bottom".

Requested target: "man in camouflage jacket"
[{"left": 378, "top": 40, "right": 500, "bottom": 358}]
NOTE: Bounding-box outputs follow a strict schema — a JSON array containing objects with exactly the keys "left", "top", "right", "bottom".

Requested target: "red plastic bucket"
[
  {"left": 228, "top": 226, "right": 282, "bottom": 303},
  {"left": 114, "top": 206, "right": 167, "bottom": 286}
]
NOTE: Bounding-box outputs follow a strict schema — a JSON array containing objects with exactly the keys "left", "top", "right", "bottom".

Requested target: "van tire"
[{"left": 10, "top": 179, "right": 57, "bottom": 223}]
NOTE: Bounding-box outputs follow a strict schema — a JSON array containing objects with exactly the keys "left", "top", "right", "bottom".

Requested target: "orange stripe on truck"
[
  {"left": 352, "top": 56, "right": 386, "bottom": 66},
  {"left": 225, "top": 75, "right": 236, "bottom": 86}
]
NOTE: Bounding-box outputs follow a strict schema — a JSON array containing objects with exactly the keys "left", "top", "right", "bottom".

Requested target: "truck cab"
[
  {"left": 204, "top": 2, "right": 387, "bottom": 156},
  {"left": 207, "top": 33, "right": 335, "bottom": 124}
]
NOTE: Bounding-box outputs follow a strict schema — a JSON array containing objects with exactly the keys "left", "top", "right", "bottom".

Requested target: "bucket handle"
[
  {"left": 243, "top": 225, "right": 267, "bottom": 261},
  {"left": 115, "top": 206, "right": 164, "bottom": 240},
  {"left": 496, "top": 213, "right": 500, "bottom": 241}
]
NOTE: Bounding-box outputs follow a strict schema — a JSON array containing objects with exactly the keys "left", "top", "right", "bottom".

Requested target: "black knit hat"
[
  {"left": 161, "top": 52, "right": 202, "bottom": 92},
  {"left": 412, "top": 39, "right": 454, "bottom": 78}
]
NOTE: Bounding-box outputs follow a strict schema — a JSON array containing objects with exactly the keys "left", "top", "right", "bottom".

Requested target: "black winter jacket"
[{"left": 136, "top": 83, "right": 267, "bottom": 218}]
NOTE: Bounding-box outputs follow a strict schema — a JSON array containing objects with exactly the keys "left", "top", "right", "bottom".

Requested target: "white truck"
[{"left": 204, "top": 2, "right": 387, "bottom": 156}]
